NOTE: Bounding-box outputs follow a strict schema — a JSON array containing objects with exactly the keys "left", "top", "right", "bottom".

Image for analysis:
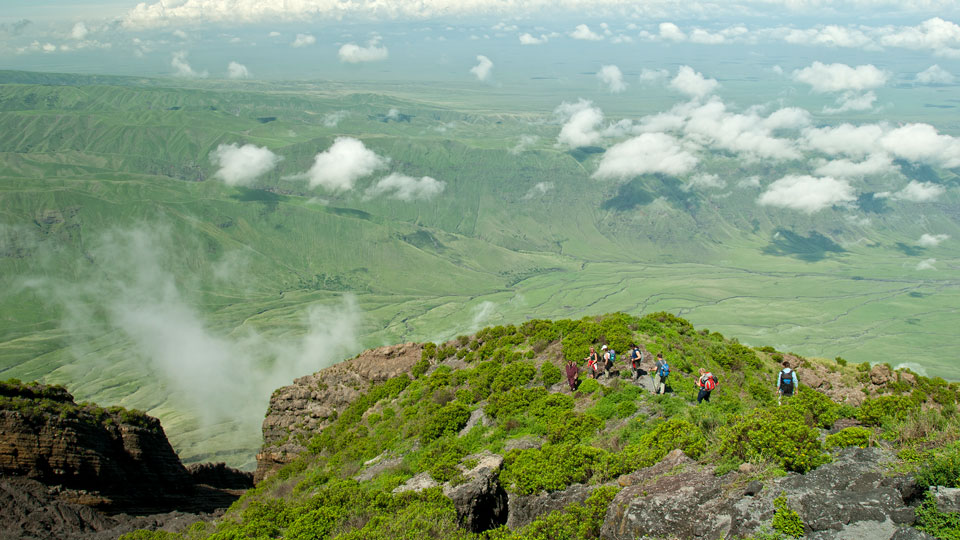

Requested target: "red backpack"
[{"left": 703, "top": 373, "right": 717, "bottom": 391}]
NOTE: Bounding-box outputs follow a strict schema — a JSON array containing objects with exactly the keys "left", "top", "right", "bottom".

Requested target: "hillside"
[
  {"left": 122, "top": 312, "right": 960, "bottom": 540},
  {"left": 2, "top": 71, "right": 960, "bottom": 469}
]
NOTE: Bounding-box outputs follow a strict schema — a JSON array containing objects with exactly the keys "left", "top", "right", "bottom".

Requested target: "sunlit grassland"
[{"left": 1, "top": 71, "right": 958, "bottom": 467}]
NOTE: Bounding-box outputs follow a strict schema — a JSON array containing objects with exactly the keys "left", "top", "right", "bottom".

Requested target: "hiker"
[
  {"left": 696, "top": 368, "right": 717, "bottom": 404},
  {"left": 654, "top": 353, "right": 669, "bottom": 395},
  {"left": 601, "top": 344, "right": 616, "bottom": 377},
  {"left": 565, "top": 359, "right": 580, "bottom": 391},
  {"left": 629, "top": 344, "right": 643, "bottom": 380},
  {"left": 585, "top": 347, "right": 601, "bottom": 379},
  {"left": 777, "top": 363, "right": 798, "bottom": 405}
]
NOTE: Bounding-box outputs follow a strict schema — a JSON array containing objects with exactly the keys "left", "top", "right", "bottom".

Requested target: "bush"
[
  {"left": 824, "top": 427, "right": 873, "bottom": 450},
  {"left": 501, "top": 443, "right": 605, "bottom": 495},
  {"left": 512, "top": 485, "right": 621, "bottom": 540},
  {"left": 772, "top": 495, "right": 805, "bottom": 538},
  {"left": 915, "top": 492, "right": 960, "bottom": 540},
  {"left": 577, "top": 378, "right": 601, "bottom": 395},
  {"left": 916, "top": 444, "right": 960, "bottom": 490},
  {"left": 547, "top": 413, "right": 603, "bottom": 445},
  {"left": 718, "top": 407, "right": 829, "bottom": 473},
  {"left": 491, "top": 361, "right": 537, "bottom": 392},
  {"left": 788, "top": 388, "right": 841, "bottom": 429},
  {"left": 421, "top": 402, "right": 471, "bottom": 444},
  {"left": 858, "top": 395, "right": 918, "bottom": 426},
  {"left": 486, "top": 387, "right": 547, "bottom": 419},
  {"left": 540, "top": 362, "right": 563, "bottom": 388}
]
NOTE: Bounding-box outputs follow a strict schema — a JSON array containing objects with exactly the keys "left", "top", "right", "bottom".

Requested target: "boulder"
[
  {"left": 392, "top": 472, "right": 438, "bottom": 494},
  {"left": 443, "top": 452, "right": 507, "bottom": 533},
  {"left": 930, "top": 486, "right": 960, "bottom": 513},
  {"left": 601, "top": 447, "right": 928, "bottom": 540},
  {"left": 871, "top": 364, "right": 893, "bottom": 386},
  {"left": 507, "top": 483, "right": 597, "bottom": 530}
]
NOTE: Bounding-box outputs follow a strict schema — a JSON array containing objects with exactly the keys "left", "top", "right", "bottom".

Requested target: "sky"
[{"left": 2, "top": 0, "right": 960, "bottom": 83}]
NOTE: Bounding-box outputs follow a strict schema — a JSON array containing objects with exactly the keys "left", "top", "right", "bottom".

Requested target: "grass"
[{"left": 0, "top": 71, "right": 958, "bottom": 467}]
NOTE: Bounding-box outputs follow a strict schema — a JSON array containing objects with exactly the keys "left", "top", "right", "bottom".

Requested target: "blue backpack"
[
  {"left": 659, "top": 362, "right": 670, "bottom": 378},
  {"left": 608, "top": 349, "right": 616, "bottom": 362}
]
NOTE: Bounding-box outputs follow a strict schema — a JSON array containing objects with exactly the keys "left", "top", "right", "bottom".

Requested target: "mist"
[{"left": 23, "top": 225, "right": 362, "bottom": 465}]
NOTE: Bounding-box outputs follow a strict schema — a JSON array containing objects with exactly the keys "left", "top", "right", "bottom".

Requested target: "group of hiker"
[{"left": 563, "top": 344, "right": 800, "bottom": 406}]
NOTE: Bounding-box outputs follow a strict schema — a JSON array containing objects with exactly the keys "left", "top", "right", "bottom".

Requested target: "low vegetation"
[{"left": 103, "top": 312, "right": 958, "bottom": 539}]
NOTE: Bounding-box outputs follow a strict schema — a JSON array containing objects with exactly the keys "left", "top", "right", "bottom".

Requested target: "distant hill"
[{"left": 1, "top": 71, "right": 959, "bottom": 469}]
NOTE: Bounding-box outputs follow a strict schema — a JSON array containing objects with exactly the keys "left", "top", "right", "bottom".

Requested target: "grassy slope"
[
  {"left": 1, "top": 71, "right": 959, "bottom": 466},
  {"left": 117, "top": 312, "right": 960, "bottom": 540}
]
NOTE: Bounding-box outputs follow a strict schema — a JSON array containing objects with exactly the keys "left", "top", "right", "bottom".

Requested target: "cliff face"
[
  {"left": 0, "top": 381, "right": 190, "bottom": 508},
  {"left": 256, "top": 342, "right": 421, "bottom": 482},
  {"left": 0, "top": 380, "right": 254, "bottom": 539}
]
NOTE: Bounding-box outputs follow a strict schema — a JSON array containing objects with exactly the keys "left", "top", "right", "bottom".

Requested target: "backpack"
[
  {"left": 659, "top": 362, "right": 670, "bottom": 378},
  {"left": 703, "top": 374, "right": 717, "bottom": 391},
  {"left": 608, "top": 349, "right": 616, "bottom": 362},
  {"left": 780, "top": 368, "right": 794, "bottom": 387}
]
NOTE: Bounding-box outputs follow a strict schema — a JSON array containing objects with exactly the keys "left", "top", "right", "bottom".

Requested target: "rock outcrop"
[
  {"left": 256, "top": 342, "right": 422, "bottom": 482},
  {"left": 0, "top": 381, "right": 253, "bottom": 539},
  {"left": 601, "top": 447, "right": 927, "bottom": 540}
]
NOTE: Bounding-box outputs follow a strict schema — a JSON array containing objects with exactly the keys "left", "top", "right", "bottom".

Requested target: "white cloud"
[
  {"left": 470, "top": 55, "right": 493, "bottom": 81},
  {"left": 879, "top": 123, "right": 960, "bottom": 168},
  {"left": 915, "top": 65, "right": 956, "bottom": 84},
  {"left": 891, "top": 180, "right": 946, "bottom": 202},
  {"left": 916, "top": 258, "right": 937, "bottom": 270},
  {"left": 639, "top": 68, "right": 670, "bottom": 83},
  {"left": 918, "top": 233, "right": 950, "bottom": 247},
  {"left": 687, "top": 173, "right": 725, "bottom": 189},
  {"left": 323, "top": 110, "right": 349, "bottom": 127},
  {"left": 670, "top": 66, "right": 718, "bottom": 99},
  {"left": 801, "top": 123, "right": 885, "bottom": 158},
  {"left": 171, "top": 50, "right": 207, "bottom": 78},
  {"left": 173, "top": 29, "right": 188, "bottom": 39},
  {"left": 791, "top": 61, "right": 888, "bottom": 93},
  {"left": 681, "top": 99, "right": 804, "bottom": 160},
  {"left": 779, "top": 25, "right": 875, "bottom": 49},
  {"left": 738, "top": 175, "right": 762, "bottom": 188},
  {"left": 598, "top": 64, "right": 627, "bottom": 93},
  {"left": 757, "top": 175, "right": 855, "bottom": 213},
  {"left": 227, "top": 61, "right": 250, "bottom": 79},
  {"left": 593, "top": 133, "right": 699, "bottom": 180},
  {"left": 71, "top": 22, "right": 89, "bottom": 40},
  {"left": 570, "top": 24, "right": 603, "bottom": 41},
  {"left": 386, "top": 108, "right": 401, "bottom": 120},
  {"left": 510, "top": 134, "right": 538, "bottom": 155},
  {"left": 521, "top": 181, "right": 554, "bottom": 200},
  {"left": 365, "top": 173, "right": 445, "bottom": 201},
  {"left": 878, "top": 17, "right": 960, "bottom": 58},
  {"left": 210, "top": 143, "right": 281, "bottom": 186},
  {"left": 291, "top": 33, "right": 315, "bottom": 48},
  {"left": 295, "top": 137, "right": 388, "bottom": 192},
  {"left": 812, "top": 153, "right": 894, "bottom": 178},
  {"left": 555, "top": 99, "right": 604, "bottom": 148},
  {"left": 268, "top": 31, "right": 281, "bottom": 37},
  {"left": 659, "top": 22, "right": 686, "bottom": 42},
  {"left": 339, "top": 37, "right": 388, "bottom": 63},
  {"left": 519, "top": 32, "right": 547, "bottom": 45},
  {"left": 823, "top": 91, "right": 878, "bottom": 114}
]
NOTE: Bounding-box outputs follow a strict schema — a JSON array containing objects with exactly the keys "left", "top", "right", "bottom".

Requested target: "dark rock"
[
  {"left": 931, "top": 486, "right": 960, "bottom": 513},
  {"left": 744, "top": 480, "right": 763, "bottom": 497},
  {"left": 601, "top": 447, "right": 928, "bottom": 540},
  {"left": 508, "top": 483, "right": 597, "bottom": 530},
  {"left": 443, "top": 452, "right": 507, "bottom": 533},
  {"left": 186, "top": 462, "right": 254, "bottom": 490}
]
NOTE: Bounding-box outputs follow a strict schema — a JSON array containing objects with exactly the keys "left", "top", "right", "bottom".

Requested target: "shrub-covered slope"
[{"left": 121, "top": 312, "right": 960, "bottom": 540}]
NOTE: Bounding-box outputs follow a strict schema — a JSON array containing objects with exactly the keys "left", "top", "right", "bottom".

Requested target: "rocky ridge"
[{"left": 0, "top": 380, "right": 253, "bottom": 539}]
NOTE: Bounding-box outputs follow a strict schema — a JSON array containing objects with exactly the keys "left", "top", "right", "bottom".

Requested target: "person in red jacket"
[
  {"left": 696, "top": 368, "right": 717, "bottom": 404},
  {"left": 585, "top": 347, "right": 600, "bottom": 379}
]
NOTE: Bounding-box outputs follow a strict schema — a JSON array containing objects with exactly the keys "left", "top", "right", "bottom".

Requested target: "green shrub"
[
  {"left": 486, "top": 386, "right": 547, "bottom": 419},
  {"left": 512, "top": 485, "right": 620, "bottom": 540},
  {"left": 788, "top": 388, "right": 841, "bottom": 429},
  {"left": 858, "top": 395, "right": 918, "bottom": 426},
  {"left": 501, "top": 443, "right": 605, "bottom": 495},
  {"left": 421, "top": 401, "right": 471, "bottom": 444},
  {"left": 915, "top": 492, "right": 960, "bottom": 540},
  {"left": 718, "top": 407, "right": 829, "bottom": 473},
  {"left": 824, "top": 427, "right": 873, "bottom": 450},
  {"left": 916, "top": 444, "right": 960, "bottom": 490},
  {"left": 577, "top": 378, "right": 601, "bottom": 395},
  {"left": 601, "top": 418, "right": 706, "bottom": 479},
  {"left": 772, "top": 495, "right": 805, "bottom": 538},
  {"left": 540, "top": 362, "right": 563, "bottom": 388},
  {"left": 491, "top": 360, "right": 537, "bottom": 392},
  {"left": 547, "top": 413, "right": 603, "bottom": 445}
]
